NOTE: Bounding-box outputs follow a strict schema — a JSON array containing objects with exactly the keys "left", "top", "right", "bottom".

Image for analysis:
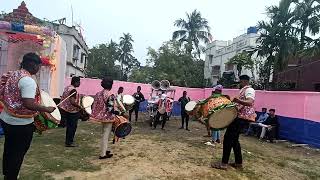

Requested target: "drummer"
[
  {"left": 60, "top": 76, "right": 82, "bottom": 147},
  {"left": 129, "top": 86, "right": 145, "bottom": 122},
  {"left": 152, "top": 94, "right": 172, "bottom": 130},
  {"left": 90, "top": 77, "right": 120, "bottom": 159},
  {"left": 116, "top": 87, "right": 126, "bottom": 114},
  {"left": 0, "top": 53, "right": 56, "bottom": 180},
  {"left": 212, "top": 75, "right": 256, "bottom": 170}
]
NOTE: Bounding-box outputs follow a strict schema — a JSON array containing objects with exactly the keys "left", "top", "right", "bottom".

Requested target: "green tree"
[
  {"left": 130, "top": 41, "right": 205, "bottom": 87},
  {"left": 226, "top": 52, "right": 254, "bottom": 77},
  {"left": 86, "top": 41, "right": 121, "bottom": 79},
  {"left": 119, "top": 33, "right": 140, "bottom": 80},
  {"left": 294, "top": 0, "right": 320, "bottom": 49},
  {"left": 257, "top": 0, "right": 299, "bottom": 87},
  {"left": 172, "top": 9, "right": 212, "bottom": 58}
]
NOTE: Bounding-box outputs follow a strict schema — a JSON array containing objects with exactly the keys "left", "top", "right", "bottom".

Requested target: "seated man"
[
  {"left": 245, "top": 108, "right": 268, "bottom": 136},
  {"left": 259, "top": 109, "right": 279, "bottom": 142}
]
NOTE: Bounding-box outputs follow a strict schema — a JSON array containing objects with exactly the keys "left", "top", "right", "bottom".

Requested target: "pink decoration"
[{"left": 0, "top": 21, "right": 11, "bottom": 30}]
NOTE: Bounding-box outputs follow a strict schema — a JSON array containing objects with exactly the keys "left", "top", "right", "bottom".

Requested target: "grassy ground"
[{"left": 0, "top": 114, "right": 319, "bottom": 180}]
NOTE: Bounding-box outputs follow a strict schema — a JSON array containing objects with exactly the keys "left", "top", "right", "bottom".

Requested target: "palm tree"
[
  {"left": 294, "top": 0, "right": 320, "bottom": 49},
  {"left": 258, "top": 0, "right": 298, "bottom": 71},
  {"left": 256, "top": 0, "right": 300, "bottom": 88},
  {"left": 172, "top": 9, "right": 212, "bottom": 57},
  {"left": 119, "top": 33, "right": 135, "bottom": 79},
  {"left": 107, "top": 39, "right": 120, "bottom": 61}
]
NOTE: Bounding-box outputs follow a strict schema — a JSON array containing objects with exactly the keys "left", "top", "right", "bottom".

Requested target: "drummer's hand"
[
  {"left": 232, "top": 97, "right": 240, "bottom": 103},
  {"left": 45, "top": 106, "right": 56, "bottom": 113}
]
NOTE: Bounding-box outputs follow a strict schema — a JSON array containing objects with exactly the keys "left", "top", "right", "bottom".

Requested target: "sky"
[{"left": 1, "top": 0, "right": 280, "bottom": 65}]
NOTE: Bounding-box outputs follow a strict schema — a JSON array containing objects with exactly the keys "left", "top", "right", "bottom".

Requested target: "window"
[
  {"left": 81, "top": 53, "right": 86, "bottom": 63},
  {"left": 84, "top": 56, "right": 88, "bottom": 68},
  {"left": 73, "top": 45, "right": 80, "bottom": 60},
  {"left": 211, "top": 65, "right": 220, "bottom": 76},
  {"left": 208, "top": 55, "right": 213, "bottom": 64}
]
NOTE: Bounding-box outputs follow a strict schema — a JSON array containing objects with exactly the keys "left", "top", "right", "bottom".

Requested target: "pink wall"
[{"left": 65, "top": 78, "right": 320, "bottom": 123}]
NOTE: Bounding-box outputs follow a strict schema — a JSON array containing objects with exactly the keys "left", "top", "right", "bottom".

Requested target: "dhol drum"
[
  {"left": 81, "top": 96, "right": 94, "bottom": 115},
  {"left": 34, "top": 90, "right": 61, "bottom": 133},
  {"left": 112, "top": 115, "right": 132, "bottom": 138},
  {"left": 185, "top": 101, "right": 198, "bottom": 116},
  {"left": 200, "top": 95, "right": 237, "bottom": 129},
  {"left": 34, "top": 114, "right": 58, "bottom": 133},
  {"left": 123, "top": 95, "right": 135, "bottom": 111}
]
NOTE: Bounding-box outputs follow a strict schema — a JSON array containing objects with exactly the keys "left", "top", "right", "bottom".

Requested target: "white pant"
[
  {"left": 259, "top": 124, "right": 271, "bottom": 139},
  {"left": 100, "top": 123, "right": 113, "bottom": 157}
]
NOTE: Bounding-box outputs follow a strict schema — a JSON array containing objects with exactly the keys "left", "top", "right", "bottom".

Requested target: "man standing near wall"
[
  {"left": 178, "top": 91, "right": 191, "bottom": 131},
  {"left": 129, "top": 86, "right": 145, "bottom": 122}
]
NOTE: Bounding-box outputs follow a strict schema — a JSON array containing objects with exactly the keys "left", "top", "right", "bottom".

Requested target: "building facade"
[
  {"left": 276, "top": 57, "right": 320, "bottom": 92},
  {"left": 204, "top": 27, "right": 265, "bottom": 86},
  {"left": 51, "top": 24, "right": 88, "bottom": 77}
]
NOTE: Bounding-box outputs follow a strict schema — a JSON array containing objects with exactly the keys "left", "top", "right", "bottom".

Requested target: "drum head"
[
  {"left": 185, "top": 101, "right": 197, "bottom": 112},
  {"left": 82, "top": 96, "right": 94, "bottom": 108},
  {"left": 208, "top": 107, "right": 237, "bottom": 129},
  {"left": 85, "top": 106, "right": 92, "bottom": 115},
  {"left": 40, "top": 90, "right": 61, "bottom": 121},
  {"left": 115, "top": 122, "right": 132, "bottom": 138},
  {"left": 123, "top": 95, "right": 135, "bottom": 105}
]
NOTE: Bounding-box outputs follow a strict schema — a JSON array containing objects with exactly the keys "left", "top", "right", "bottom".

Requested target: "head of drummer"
[
  {"left": 213, "top": 84, "right": 223, "bottom": 95},
  {"left": 101, "top": 77, "right": 113, "bottom": 90},
  {"left": 71, "top": 76, "right": 81, "bottom": 88},
  {"left": 239, "top": 75, "right": 250, "bottom": 88},
  {"left": 118, "top": 87, "right": 124, "bottom": 94},
  {"left": 137, "top": 86, "right": 141, "bottom": 93},
  {"left": 20, "top": 52, "right": 42, "bottom": 75},
  {"left": 183, "top": 91, "right": 187, "bottom": 97}
]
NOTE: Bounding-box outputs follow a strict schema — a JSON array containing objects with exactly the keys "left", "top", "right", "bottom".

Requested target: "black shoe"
[
  {"left": 179, "top": 127, "right": 184, "bottom": 129},
  {"left": 99, "top": 153, "right": 113, "bottom": 159},
  {"left": 106, "top": 150, "right": 111, "bottom": 154},
  {"left": 186, "top": 128, "right": 190, "bottom": 131},
  {"left": 65, "top": 143, "right": 77, "bottom": 147}
]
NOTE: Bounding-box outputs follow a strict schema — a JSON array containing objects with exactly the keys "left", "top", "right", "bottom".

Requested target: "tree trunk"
[
  {"left": 237, "top": 65, "right": 242, "bottom": 78},
  {"left": 251, "top": 68, "right": 255, "bottom": 81},
  {"left": 120, "top": 59, "right": 124, "bottom": 80},
  {"left": 300, "top": 26, "right": 306, "bottom": 50}
]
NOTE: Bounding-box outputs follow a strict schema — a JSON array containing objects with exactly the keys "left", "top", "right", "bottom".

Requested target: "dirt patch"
[{"left": 2, "top": 114, "right": 318, "bottom": 180}]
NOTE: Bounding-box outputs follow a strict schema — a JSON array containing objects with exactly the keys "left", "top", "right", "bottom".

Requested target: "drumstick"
[{"left": 57, "top": 92, "right": 77, "bottom": 106}]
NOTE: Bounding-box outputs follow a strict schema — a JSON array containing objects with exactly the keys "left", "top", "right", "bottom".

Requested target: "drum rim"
[
  {"left": 114, "top": 122, "right": 132, "bottom": 137},
  {"left": 84, "top": 106, "right": 92, "bottom": 115},
  {"left": 40, "top": 90, "right": 61, "bottom": 123},
  {"left": 42, "top": 112, "right": 60, "bottom": 124}
]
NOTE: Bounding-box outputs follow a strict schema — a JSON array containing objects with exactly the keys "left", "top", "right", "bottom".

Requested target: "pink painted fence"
[{"left": 65, "top": 78, "right": 320, "bottom": 123}]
